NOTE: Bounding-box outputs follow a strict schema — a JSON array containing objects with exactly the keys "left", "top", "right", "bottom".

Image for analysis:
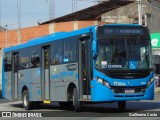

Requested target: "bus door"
[
  {"left": 11, "top": 52, "right": 19, "bottom": 101},
  {"left": 41, "top": 46, "right": 50, "bottom": 100},
  {"left": 79, "top": 36, "right": 92, "bottom": 99}
]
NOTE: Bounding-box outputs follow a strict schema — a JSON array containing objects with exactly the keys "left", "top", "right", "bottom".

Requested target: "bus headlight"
[
  {"left": 97, "top": 77, "right": 110, "bottom": 88},
  {"left": 103, "top": 81, "right": 110, "bottom": 88},
  {"left": 97, "top": 78, "right": 103, "bottom": 84},
  {"left": 147, "top": 78, "right": 154, "bottom": 87}
]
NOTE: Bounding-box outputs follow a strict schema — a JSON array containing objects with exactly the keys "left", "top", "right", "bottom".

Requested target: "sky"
[{"left": 0, "top": 0, "right": 94, "bottom": 29}]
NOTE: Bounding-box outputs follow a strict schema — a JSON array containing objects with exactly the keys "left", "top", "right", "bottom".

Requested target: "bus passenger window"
[
  {"left": 4, "top": 53, "right": 11, "bottom": 72},
  {"left": 30, "top": 47, "right": 40, "bottom": 68},
  {"left": 55, "top": 48, "right": 62, "bottom": 64},
  {"left": 52, "top": 41, "right": 63, "bottom": 65},
  {"left": 45, "top": 49, "right": 49, "bottom": 69},
  {"left": 64, "top": 38, "right": 77, "bottom": 62},
  {"left": 19, "top": 49, "right": 30, "bottom": 69}
]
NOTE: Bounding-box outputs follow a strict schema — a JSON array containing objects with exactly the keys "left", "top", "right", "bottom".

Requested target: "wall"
[
  {"left": 101, "top": 0, "right": 160, "bottom": 33},
  {"left": 101, "top": 2, "right": 137, "bottom": 24},
  {"left": 0, "top": 24, "right": 49, "bottom": 48},
  {"left": 0, "top": 21, "right": 106, "bottom": 49}
]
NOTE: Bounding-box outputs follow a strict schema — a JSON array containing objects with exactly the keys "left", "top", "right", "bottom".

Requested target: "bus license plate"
[{"left": 125, "top": 89, "right": 135, "bottom": 94}]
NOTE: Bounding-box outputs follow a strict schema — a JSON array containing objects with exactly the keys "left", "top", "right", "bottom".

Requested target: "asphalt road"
[{"left": 0, "top": 92, "right": 160, "bottom": 120}]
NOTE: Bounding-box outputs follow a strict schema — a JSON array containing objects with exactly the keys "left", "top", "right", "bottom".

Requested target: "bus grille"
[
  {"left": 112, "top": 87, "right": 146, "bottom": 94},
  {"left": 98, "top": 69, "right": 151, "bottom": 79}
]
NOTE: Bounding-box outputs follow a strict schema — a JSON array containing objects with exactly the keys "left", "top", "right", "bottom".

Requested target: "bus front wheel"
[
  {"left": 73, "top": 88, "right": 81, "bottom": 112},
  {"left": 22, "top": 90, "right": 33, "bottom": 110},
  {"left": 118, "top": 101, "right": 126, "bottom": 110}
]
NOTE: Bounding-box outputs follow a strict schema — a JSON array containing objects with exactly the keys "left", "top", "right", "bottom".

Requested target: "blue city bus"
[{"left": 2, "top": 24, "right": 154, "bottom": 112}]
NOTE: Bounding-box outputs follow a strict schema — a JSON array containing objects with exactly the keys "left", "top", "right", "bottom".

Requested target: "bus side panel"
[
  {"left": 18, "top": 69, "right": 41, "bottom": 101},
  {"left": 30, "top": 68, "right": 41, "bottom": 101},
  {"left": 4, "top": 72, "right": 12, "bottom": 100},
  {"left": 18, "top": 84, "right": 23, "bottom": 100},
  {"left": 18, "top": 69, "right": 30, "bottom": 99},
  {"left": 50, "top": 63, "right": 78, "bottom": 101}
]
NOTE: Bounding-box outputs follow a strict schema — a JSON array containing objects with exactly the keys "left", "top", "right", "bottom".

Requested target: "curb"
[{"left": 0, "top": 90, "right": 2, "bottom": 99}]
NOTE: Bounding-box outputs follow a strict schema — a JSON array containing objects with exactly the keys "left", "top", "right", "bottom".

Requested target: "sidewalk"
[
  {"left": 0, "top": 82, "right": 1, "bottom": 99},
  {"left": 155, "top": 87, "right": 160, "bottom": 93}
]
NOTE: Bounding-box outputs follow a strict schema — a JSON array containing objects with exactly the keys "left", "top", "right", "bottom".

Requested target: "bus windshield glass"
[{"left": 95, "top": 36, "right": 150, "bottom": 70}]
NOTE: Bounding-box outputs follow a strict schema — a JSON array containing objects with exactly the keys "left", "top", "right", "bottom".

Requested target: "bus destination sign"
[{"left": 104, "top": 28, "right": 143, "bottom": 35}]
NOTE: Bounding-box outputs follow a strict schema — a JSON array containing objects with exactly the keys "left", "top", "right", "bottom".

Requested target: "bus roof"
[
  {"left": 3, "top": 24, "right": 142, "bottom": 52},
  {"left": 3, "top": 25, "right": 95, "bottom": 52}
]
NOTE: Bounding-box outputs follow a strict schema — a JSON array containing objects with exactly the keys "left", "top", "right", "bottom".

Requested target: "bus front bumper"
[{"left": 91, "top": 80, "right": 154, "bottom": 102}]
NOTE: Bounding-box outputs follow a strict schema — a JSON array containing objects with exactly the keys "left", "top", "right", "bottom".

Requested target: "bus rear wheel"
[
  {"left": 22, "top": 90, "right": 33, "bottom": 110},
  {"left": 73, "top": 88, "right": 81, "bottom": 112},
  {"left": 118, "top": 101, "right": 126, "bottom": 110}
]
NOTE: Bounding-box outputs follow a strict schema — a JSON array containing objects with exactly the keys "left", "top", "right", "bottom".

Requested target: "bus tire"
[
  {"left": 22, "top": 90, "right": 33, "bottom": 110},
  {"left": 118, "top": 101, "right": 126, "bottom": 110},
  {"left": 73, "top": 88, "right": 81, "bottom": 112}
]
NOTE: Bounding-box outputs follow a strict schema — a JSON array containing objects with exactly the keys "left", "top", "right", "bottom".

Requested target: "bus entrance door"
[
  {"left": 11, "top": 53, "right": 19, "bottom": 101},
  {"left": 41, "top": 46, "right": 50, "bottom": 101},
  {"left": 79, "top": 36, "right": 91, "bottom": 100}
]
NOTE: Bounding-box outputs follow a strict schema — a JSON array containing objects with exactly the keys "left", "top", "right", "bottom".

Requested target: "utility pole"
[
  {"left": 137, "top": 0, "right": 142, "bottom": 25},
  {"left": 5, "top": 25, "right": 8, "bottom": 48},
  {"left": 17, "top": 2, "right": 21, "bottom": 45}
]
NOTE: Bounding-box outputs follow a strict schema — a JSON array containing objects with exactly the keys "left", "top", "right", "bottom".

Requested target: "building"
[{"left": 101, "top": 0, "right": 160, "bottom": 33}]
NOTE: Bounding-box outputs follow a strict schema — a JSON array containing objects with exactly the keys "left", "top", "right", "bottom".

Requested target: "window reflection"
[{"left": 96, "top": 37, "right": 150, "bottom": 70}]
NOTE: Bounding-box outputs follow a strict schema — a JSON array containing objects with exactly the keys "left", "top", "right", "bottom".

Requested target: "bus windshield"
[{"left": 95, "top": 37, "right": 150, "bottom": 70}]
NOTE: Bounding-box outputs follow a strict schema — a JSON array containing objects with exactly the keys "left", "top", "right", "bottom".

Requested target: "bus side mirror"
[{"left": 93, "top": 52, "right": 98, "bottom": 60}]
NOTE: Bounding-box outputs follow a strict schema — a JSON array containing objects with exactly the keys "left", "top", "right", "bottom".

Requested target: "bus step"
[{"left": 43, "top": 100, "right": 51, "bottom": 104}]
